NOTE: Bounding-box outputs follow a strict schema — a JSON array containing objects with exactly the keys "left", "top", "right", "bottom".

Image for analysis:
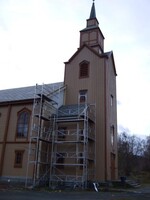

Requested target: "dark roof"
[
  {"left": 80, "top": 25, "right": 99, "bottom": 32},
  {"left": 89, "top": 2, "right": 96, "bottom": 19},
  {"left": 0, "top": 82, "right": 63, "bottom": 103},
  {"left": 58, "top": 104, "right": 86, "bottom": 118}
]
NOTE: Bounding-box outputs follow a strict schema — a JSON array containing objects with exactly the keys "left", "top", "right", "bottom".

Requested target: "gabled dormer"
[{"left": 80, "top": 1, "right": 105, "bottom": 54}]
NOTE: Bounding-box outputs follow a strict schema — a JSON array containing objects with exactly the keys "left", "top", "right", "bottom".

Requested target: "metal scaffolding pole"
[
  {"left": 25, "top": 83, "right": 64, "bottom": 188},
  {"left": 49, "top": 103, "right": 96, "bottom": 189}
]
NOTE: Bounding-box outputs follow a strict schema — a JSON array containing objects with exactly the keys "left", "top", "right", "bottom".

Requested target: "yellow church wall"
[
  {"left": 0, "top": 102, "right": 34, "bottom": 179},
  {"left": 0, "top": 106, "right": 10, "bottom": 141},
  {"left": 2, "top": 143, "right": 33, "bottom": 178}
]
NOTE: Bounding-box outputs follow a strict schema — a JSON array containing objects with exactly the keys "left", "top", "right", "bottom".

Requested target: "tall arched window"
[
  {"left": 79, "top": 60, "right": 90, "bottom": 78},
  {"left": 16, "top": 109, "right": 30, "bottom": 138}
]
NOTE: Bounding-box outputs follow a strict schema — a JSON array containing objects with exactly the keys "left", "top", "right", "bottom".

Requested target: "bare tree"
[
  {"left": 118, "top": 132, "right": 145, "bottom": 177},
  {"left": 143, "top": 136, "right": 150, "bottom": 171}
]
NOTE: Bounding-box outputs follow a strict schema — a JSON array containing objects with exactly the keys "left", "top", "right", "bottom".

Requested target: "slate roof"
[
  {"left": 0, "top": 82, "right": 63, "bottom": 103},
  {"left": 80, "top": 25, "right": 99, "bottom": 32},
  {"left": 58, "top": 104, "right": 86, "bottom": 118},
  {"left": 89, "top": 2, "right": 96, "bottom": 19}
]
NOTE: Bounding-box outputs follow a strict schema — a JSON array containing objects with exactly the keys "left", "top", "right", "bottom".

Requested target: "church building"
[{"left": 0, "top": 1, "right": 118, "bottom": 189}]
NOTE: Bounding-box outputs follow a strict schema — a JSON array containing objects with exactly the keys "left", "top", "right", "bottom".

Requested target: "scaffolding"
[
  {"left": 49, "top": 103, "right": 96, "bottom": 189},
  {"left": 25, "top": 83, "right": 64, "bottom": 188},
  {"left": 25, "top": 83, "right": 96, "bottom": 189}
]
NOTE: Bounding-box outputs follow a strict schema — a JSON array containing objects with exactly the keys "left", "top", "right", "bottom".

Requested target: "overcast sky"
[{"left": 0, "top": 0, "right": 150, "bottom": 137}]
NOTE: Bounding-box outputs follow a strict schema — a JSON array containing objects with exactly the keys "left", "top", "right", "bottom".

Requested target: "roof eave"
[{"left": 0, "top": 98, "right": 34, "bottom": 106}]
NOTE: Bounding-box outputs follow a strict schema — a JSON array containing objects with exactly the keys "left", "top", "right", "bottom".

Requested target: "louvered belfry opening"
[{"left": 79, "top": 61, "right": 89, "bottom": 78}]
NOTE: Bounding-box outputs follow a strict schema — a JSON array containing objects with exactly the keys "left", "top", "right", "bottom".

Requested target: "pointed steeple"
[
  {"left": 87, "top": 0, "right": 98, "bottom": 28},
  {"left": 80, "top": 1, "right": 105, "bottom": 53},
  {"left": 89, "top": 1, "right": 96, "bottom": 19}
]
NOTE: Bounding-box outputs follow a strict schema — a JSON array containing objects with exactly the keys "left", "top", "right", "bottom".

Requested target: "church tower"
[{"left": 63, "top": 1, "right": 118, "bottom": 184}]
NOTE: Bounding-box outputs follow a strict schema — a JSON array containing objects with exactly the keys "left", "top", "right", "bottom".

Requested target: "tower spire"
[
  {"left": 90, "top": 0, "right": 96, "bottom": 19},
  {"left": 80, "top": 0, "right": 105, "bottom": 53}
]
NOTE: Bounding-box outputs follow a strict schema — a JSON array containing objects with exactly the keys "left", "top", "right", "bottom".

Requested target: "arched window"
[
  {"left": 16, "top": 109, "right": 30, "bottom": 138},
  {"left": 79, "top": 60, "right": 89, "bottom": 78}
]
